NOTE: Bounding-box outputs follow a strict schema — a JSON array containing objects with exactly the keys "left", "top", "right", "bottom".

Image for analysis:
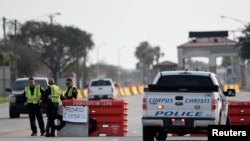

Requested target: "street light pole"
[
  {"left": 117, "top": 46, "right": 125, "bottom": 84},
  {"left": 221, "top": 15, "right": 249, "bottom": 88},
  {"left": 221, "top": 15, "right": 248, "bottom": 25},
  {"left": 47, "top": 12, "right": 61, "bottom": 82},
  {"left": 96, "top": 42, "right": 106, "bottom": 77},
  {"left": 221, "top": 15, "right": 248, "bottom": 41},
  {"left": 29, "top": 12, "right": 61, "bottom": 23},
  {"left": 48, "top": 12, "right": 61, "bottom": 25}
]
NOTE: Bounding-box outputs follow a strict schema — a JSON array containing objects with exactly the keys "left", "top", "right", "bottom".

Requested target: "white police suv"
[{"left": 142, "top": 70, "right": 235, "bottom": 141}]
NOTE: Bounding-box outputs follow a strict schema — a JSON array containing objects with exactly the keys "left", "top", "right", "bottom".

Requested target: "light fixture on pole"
[
  {"left": 30, "top": 12, "right": 61, "bottom": 23},
  {"left": 221, "top": 15, "right": 248, "bottom": 25},
  {"left": 48, "top": 12, "right": 61, "bottom": 25},
  {"left": 220, "top": 15, "right": 248, "bottom": 40}
]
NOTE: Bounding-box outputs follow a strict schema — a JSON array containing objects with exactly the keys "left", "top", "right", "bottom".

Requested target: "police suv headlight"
[
  {"left": 88, "top": 95, "right": 94, "bottom": 99},
  {"left": 107, "top": 94, "right": 113, "bottom": 99},
  {"left": 9, "top": 95, "right": 16, "bottom": 103}
]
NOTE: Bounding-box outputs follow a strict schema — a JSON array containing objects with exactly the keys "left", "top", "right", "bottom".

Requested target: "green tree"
[
  {"left": 239, "top": 24, "right": 250, "bottom": 61},
  {"left": 61, "top": 26, "right": 94, "bottom": 87},
  {"left": 153, "top": 46, "right": 164, "bottom": 64},
  {"left": 0, "top": 51, "right": 15, "bottom": 66},
  {"left": 0, "top": 42, "right": 40, "bottom": 80},
  {"left": 0, "top": 49, "right": 16, "bottom": 83},
  {"left": 17, "top": 45, "right": 41, "bottom": 76},
  {"left": 17, "top": 21, "right": 94, "bottom": 83}
]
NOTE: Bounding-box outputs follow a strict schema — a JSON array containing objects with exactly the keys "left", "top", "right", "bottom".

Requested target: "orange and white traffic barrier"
[
  {"left": 123, "top": 87, "right": 132, "bottom": 96},
  {"left": 137, "top": 85, "right": 144, "bottom": 95},
  {"left": 130, "top": 86, "right": 139, "bottom": 95},
  {"left": 118, "top": 87, "right": 125, "bottom": 97},
  {"left": 228, "top": 100, "right": 250, "bottom": 125},
  {"left": 62, "top": 99, "right": 128, "bottom": 136}
]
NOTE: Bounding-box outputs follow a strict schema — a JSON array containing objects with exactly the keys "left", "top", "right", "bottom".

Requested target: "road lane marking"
[
  {"left": 110, "top": 138, "right": 119, "bottom": 141},
  {"left": 0, "top": 129, "right": 29, "bottom": 138},
  {"left": 131, "top": 131, "right": 138, "bottom": 134}
]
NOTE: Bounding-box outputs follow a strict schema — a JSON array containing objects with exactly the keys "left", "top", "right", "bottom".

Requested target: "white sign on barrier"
[{"left": 63, "top": 106, "right": 88, "bottom": 123}]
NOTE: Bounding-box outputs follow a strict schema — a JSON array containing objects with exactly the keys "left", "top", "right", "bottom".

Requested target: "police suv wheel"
[
  {"left": 226, "top": 116, "right": 231, "bottom": 125},
  {"left": 155, "top": 129, "right": 167, "bottom": 141},
  {"left": 143, "top": 126, "right": 155, "bottom": 141},
  {"left": 9, "top": 106, "right": 20, "bottom": 118}
]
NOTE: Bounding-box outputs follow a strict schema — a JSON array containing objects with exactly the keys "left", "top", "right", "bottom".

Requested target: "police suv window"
[
  {"left": 35, "top": 80, "right": 48, "bottom": 90},
  {"left": 91, "top": 80, "right": 112, "bottom": 86},
  {"left": 157, "top": 75, "right": 213, "bottom": 86},
  {"left": 214, "top": 76, "right": 224, "bottom": 93},
  {"left": 13, "top": 80, "right": 28, "bottom": 91}
]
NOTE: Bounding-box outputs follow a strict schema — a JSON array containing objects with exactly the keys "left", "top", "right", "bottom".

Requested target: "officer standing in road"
[
  {"left": 44, "top": 78, "right": 62, "bottom": 137},
  {"left": 63, "top": 78, "right": 78, "bottom": 100},
  {"left": 23, "top": 77, "right": 45, "bottom": 136}
]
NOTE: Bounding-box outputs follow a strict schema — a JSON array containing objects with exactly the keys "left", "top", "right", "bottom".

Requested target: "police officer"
[
  {"left": 63, "top": 78, "right": 78, "bottom": 99},
  {"left": 23, "top": 77, "right": 45, "bottom": 136},
  {"left": 44, "top": 78, "right": 62, "bottom": 137}
]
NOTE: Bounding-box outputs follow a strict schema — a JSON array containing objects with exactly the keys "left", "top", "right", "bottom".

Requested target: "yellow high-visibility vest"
[
  {"left": 25, "top": 85, "right": 41, "bottom": 104},
  {"left": 66, "top": 87, "right": 73, "bottom": 97},
  {"left": 48, "top": 84, "right": 61, "bottom": 103}
]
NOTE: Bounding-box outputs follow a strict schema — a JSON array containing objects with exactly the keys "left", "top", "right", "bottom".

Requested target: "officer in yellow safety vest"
[
  {"left": 44, "top": 78, "right": 62, "bottom": 137},
  {"left": 23, "top": 77, "right": 45, "bottom": 136},
  {"left": 63, "top": 78, "right": 78, "bottom": 100}
]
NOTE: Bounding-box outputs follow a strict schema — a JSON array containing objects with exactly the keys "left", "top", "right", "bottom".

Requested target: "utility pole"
[
  {"left": 48, "top": 12, "right": 60, "bottom": 82},
  {"left": 13, "top": 19, "right": 17, "bottom": 81},
  {"left": 2, "top": 17, "right": 18, "bottom": 83},
  {"left": 2, "top": 17, "right": 6, "bottom": 45}
]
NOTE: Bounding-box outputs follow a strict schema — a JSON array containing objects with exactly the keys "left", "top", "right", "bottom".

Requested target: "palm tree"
[{"left": 135, "top": 41, "right": 164, "bottom": 83}]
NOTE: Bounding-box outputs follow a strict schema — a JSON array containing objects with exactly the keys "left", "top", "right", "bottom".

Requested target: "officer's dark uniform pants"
[
  {"left": 46, "top": 103, "right": 58, "bottom": 136},
  {"left": 28, "top": 104, "right": 45, "bottom": 134}
]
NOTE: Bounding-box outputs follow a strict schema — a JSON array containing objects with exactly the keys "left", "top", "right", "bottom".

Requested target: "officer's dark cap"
[
  {"left": 66, "top": 78, "right": 72, "bottom": 82},
  {"left": 28, "top": 77, "right": 34, "bottom": 80}
]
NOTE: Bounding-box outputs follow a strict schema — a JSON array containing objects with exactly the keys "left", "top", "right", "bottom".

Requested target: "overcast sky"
[{"left": 1, "top": 0, "right": 250, "bottom": 69}]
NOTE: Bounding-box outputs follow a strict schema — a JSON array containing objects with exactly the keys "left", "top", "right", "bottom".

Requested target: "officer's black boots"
[{"left": 31, "top": 133, "right": 37, "bottom": 136}]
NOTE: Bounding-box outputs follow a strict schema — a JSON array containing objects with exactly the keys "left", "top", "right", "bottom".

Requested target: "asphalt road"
[{"left": 1, "top": 91, "right": 249, "bottom": 141}]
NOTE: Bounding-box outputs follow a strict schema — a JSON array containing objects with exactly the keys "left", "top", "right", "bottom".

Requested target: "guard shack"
[{"left": 177, "top": 31, "right": 246, "bottom": 85}]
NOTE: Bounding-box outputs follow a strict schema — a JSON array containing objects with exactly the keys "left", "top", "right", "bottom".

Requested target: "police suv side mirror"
[
  {"left": 144, "top": 85, "right": 149, "bottom": 92},
  {"left": 5, "top": 88, "right": 12, "bottom": 92},
  {"left": 114, "top": 83, "right": 118, "bottom": 87},
  {"left": 84, "top": 84, "right": 89, "bottom": 89},
  {"left": 224, "top": 89, "right": 236, "bottom": 97}
]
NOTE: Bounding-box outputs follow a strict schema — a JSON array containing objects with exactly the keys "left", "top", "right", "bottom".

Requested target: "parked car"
[
  {"left": 88, "top": 78, "right": 117, "bottom": 100},
  {"left": 6, "top": 77, "right": 48, "bottom": 118}
]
